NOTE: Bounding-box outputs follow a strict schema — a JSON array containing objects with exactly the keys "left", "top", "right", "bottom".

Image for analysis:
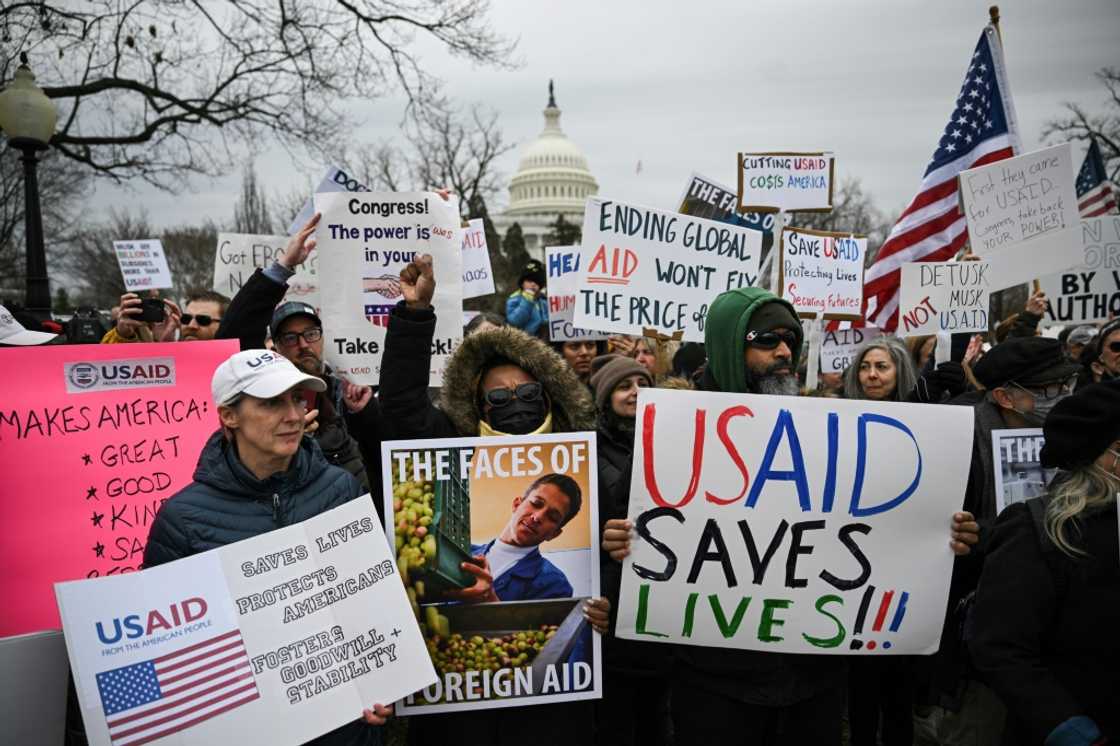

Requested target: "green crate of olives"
[{"left": 427, "top": 450, "right": 476, "bottom": 591}]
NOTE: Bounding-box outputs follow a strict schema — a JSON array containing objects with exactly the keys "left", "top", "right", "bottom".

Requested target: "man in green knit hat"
[{"left": 699, "top": 285, "right": 803, "bottom": 396}]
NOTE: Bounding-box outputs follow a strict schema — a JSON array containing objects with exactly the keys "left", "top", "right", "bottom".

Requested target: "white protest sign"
[
  {"left": 820, "top": 326, "right": 882, "bottom": 374},
  {"left": 573, "top": 198, "right": 762, "bottom": 342},
  {"left": 546, "top": 245, "right": 608, "bottom": 342},
  {"left": 289, "top": 165, "right": 371, "bottom": 235},
  {"left": 898, "top": 261, "right": 991, "bottom": 337},
  {"left": 616, "top": 388, "right": 973, "bottom": 654},
  {"left": 992, "top": 428, "right": 1056, "bottom": 515},
  {"left": 460, "top": 219, "right": 495, "bottom": 299},
  {"left": 1039, "top": 216, "right": 1120, "bottom": 324},
  {"left": 737, "top": 152, "right": 835, "bottom": 213},
  {"left": 113, "top": 239, "right": 173, "bottom": 291},
  {"left": 213, "top": 233, "right": 319, "bottom": 306},
  {"left": 779, "top": 228, "right": 866, "bottom": 320},
  {"left": 55, "top": 499, "right": 435, "bottom": 746},
  {"left": 315, "top": 192, "right": 463, "bottom": 386},
  {"left": 960, "top": 143, "right": 1081, "bottom": 288}
]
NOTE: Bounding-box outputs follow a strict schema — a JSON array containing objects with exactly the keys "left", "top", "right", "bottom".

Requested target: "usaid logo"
[
  {"left": 64, "top": 357, "right": 176, "bottom": 394},
  {"left": 95, "top": 597, "right": 209, "bottom": 645},
  {"left": 245, "top": 351, "right": 282, "bottom": 369}
]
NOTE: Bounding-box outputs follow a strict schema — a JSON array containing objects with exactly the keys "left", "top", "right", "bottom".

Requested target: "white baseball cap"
[
  {"left": 211, "top": 349, "right": 327, "bottom": 406},
  {"left": 0, "top": 304, "right": 57, "bottom": 345}
]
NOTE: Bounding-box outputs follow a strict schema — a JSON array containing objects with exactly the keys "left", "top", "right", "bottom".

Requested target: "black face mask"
[{"left": 486, "top": 396, "right": 548, "bottom": 434}]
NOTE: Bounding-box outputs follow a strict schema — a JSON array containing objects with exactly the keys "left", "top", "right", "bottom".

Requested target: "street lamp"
[{"left": 0, "top": 60, "right": 59, "bottom": 322}]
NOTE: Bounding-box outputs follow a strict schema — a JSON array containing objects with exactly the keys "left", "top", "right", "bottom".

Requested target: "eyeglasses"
[
  {"left": 1010, "top": 376, "right": 1077, "bottom": 400},
  {"left": 745, "top": 329, "right": 798, "bottom": 350},
  {"left": 1107, "top": 340, "right": 1120, "bottom": 354},
  {"left": 181, "top": 314, "right": 220, "bottom": 327},
  {"left": 276, "top": 327, "right": 323, "bottom": 347},
  {"left": 483, "top": 382, "right": 543, "bottom": 408}
]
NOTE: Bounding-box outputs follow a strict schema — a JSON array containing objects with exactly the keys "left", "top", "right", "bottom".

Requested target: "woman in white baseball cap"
[{"left": 143, "top": 349, "right": 394, "bottom": 738}]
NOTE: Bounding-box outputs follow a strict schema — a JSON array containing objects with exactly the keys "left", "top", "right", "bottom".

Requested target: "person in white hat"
[
  {"left": 143, "top": 349, "right": 393, "bottom": 736},
  {"left": 0, "top": 304, "right": 58, "bottom": 346}
]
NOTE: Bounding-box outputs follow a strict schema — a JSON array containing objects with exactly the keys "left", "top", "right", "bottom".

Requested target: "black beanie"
[
  {"left": 747, "top": 301, "right": 803, "bottom": 350},
  {"left": 1039, "top": 380, "right": 1120, "bottom": 469},
  {"left": 519, "top": 260, "right": 547, "bottom": 288}
]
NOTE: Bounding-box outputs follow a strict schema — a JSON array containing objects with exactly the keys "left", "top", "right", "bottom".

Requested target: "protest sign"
[
  {"left": 737, "top": 152, "right": 835, "bottom": 213},
  {"left": 959, "top": 143, "right": 1082, "bottom": 288},
  {"left": 992, "top": 429, "right": 1056, "bottom": 515},
  {"left": 546, "top": 245, "right": 608, "bottom": 342},
  {"left": 573, "top": 198, "right": 762, "bottom": 342},
  {"left": 288, "top": 165, "right": 371, "bottom": 235},
  {"left": 678, "top": 172, "right": 776, "bottom": 235},
  {"left": 382, "top": 433, "right": 602, "bottom": 714},
  {"left": 461, "top": 219, "right": 496, "bottom": 299},
  {"left": 315, "top": 191, "right": 463, "bottom": 386},
  {"left": 615, "top": 388, "right": 973, "bottom": 654},
  {"left": 898, "top": 260, "right": 991, "bottom": 336},
  {"left": 0, "top": 631, "right": 69, "bottom": 746},
  {"left": 113, "top": 239, "right": 173, "bottom": 291},
  {"left": 212, "top": 233, "right": 319, "bottom": 307},
  {"left": 0, "top": 340, "right": 238, "bottom": 636},
  {"left": 779, "top": 227, "right": 867, "bottom": 320},
  {"left": 57, "top": 499, "right": 435, "bottom": 746},
  {"left": 820, "top": 326, "right": 882, "bottom": 374},
  {"left": 1039, "top": 216, "right": 1120, "bottom": 324}
]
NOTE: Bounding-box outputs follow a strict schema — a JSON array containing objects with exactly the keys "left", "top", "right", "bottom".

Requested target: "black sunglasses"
[
  {"left": 1108, "top": 340, "right": 1120, "bottom": 354},
  {"left": 745, "top": 329, "right": 798, "bottom": 350},
  {"left": 181, "top": 314, "right": 220, "bottom": 327},
  {"left": 276, "top": 327, "right": 323, "bottom": 347},
  {"left": 483, "top": 382, "right": 544, "bottom": 408}
]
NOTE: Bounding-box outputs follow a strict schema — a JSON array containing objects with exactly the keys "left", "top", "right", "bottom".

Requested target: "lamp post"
[{"left": 0, "top": 61, "right": 59, "bottom": 322}]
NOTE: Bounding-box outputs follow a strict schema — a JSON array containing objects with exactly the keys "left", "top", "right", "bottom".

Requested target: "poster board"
[
  {"left": 113, "top": 239, "right": 174, "bottom": 291},
  {"left": 288, "top": 165, "right": 371, "bottom": 235},
  {"left": 778, "top": 227, "right": 867, "bottom": 320},
  {"left": 820, "top": 326, "right": 881, "bottom": 374},
  {"left": 573, "top": 197, "right": 763, "bottom": 342},
  {"left": 1038, "top": 216, "right": 1120, "bottom": 324},
  {"left": 56, "top": 499, "right": 435, "bottom": 746},
  {"left": 615, "top": 388, "right": 974, "bottom": 654},
  {"left": 213, "top": 233, "right": 319, "bottom": 307},
  {"left": 0, "top": 340, "right": 239, "bottom": 636},
  {"left": 461, "top": 219, "right": 496, "bottom": 299},
  {"left": 898, "top": 261, "right": 991, "bottom": 336},
  {"left": 545, "top": 245, "right": 608, "bottom": 342},
  {"left": 315, "top": 191, "right": 463, "bottom": 386},
  {"left": 0, "top": 631, "right": 69, "bottom": 746},
  {"left": 959, "top": 142, "right": 1082, "bottom": 288},
  {"left": 381, "top": 433, "right": 602, "bottom": 714},
  {"left": 991, "top": 428, "right": 1056, "bottom": 515},
  {"left": 737, "top": 152, "right": 835, "bottom": 213}
]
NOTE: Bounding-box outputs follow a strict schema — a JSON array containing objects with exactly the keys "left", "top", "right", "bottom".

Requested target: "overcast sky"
[{"left": 86, "top": 0, "right": 1120, "bottom": 231}]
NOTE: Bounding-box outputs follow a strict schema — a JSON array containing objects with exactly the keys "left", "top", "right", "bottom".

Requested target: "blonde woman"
[{"left": 970, "top": 380, "right": 1120, "bottom": 745}]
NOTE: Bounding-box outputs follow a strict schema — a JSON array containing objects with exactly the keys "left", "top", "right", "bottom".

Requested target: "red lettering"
[
  {"left": 705, "top": 405, "right": 754, "bottom": 504},
  {"left": 588, "top": 244, "right": 609, "bottom": 275},
  {"left": 643, "top": 403, "right": 706, "bottom": 509},
  {"left": 146, "top": 610, "right": 172, "bottom": 634}
]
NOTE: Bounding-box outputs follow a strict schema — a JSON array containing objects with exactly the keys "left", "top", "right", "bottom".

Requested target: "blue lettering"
[
  {"left": 850, "top": 413, "right": 923, "bottom": 517},
  {"left": 745, "top": 409, "right": 811, "bottom": 512},
  {"left": 95, "top": 618, "right": 123, "bottom": 644}
]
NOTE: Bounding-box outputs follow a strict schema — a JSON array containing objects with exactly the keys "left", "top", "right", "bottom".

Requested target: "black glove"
[{"left": 911, "top": 361, "right": 966, "bottom": 403}]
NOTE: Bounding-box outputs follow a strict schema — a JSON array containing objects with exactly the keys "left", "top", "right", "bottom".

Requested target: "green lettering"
[
  {"left": 681, "top": 592, "right": 699, "bottom": 637},
  {"left": 708, "top": 594, "right": 751, "bottom": 638},
  {"left": 802, "top": 594, "right": 846, "bottom": 648},
  {"left": 635, "top": 583, "right": 668, "bottom": 638},
  {"left": 757, "top": 598, "right": 791, "bottom": 642}
]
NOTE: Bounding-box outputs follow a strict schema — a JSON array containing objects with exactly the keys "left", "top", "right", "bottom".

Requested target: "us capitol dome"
[{"left": 493, "top": 81, "right": 599, "bottom": 256}]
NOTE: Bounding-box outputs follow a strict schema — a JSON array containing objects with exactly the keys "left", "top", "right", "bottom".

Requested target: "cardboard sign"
[
  {"left": 616, "top": 388, "right": 974, "bottom": 654},
  {"left": 113, "top": 239, "right": 173, "bottom": 291},
  {"left": 315, "top": 191, "right": 463, "bottom": 386},
  {"left": 1039, "top": 216, "right": 1120, "bottom": 324},
  {"left": 820, "top": 326, "right": 882, "bottom": 374},
  {"left": 737, "top": 152, "right": 835, "bottom": 213},
  {"left": 213, "top": 233, "right": 319, "bottom": 307},
  {"left": 898, "top": 261, "right": 991, "bottom": 336},
  {"left": 56, "top": 499, "right": 435, "bottom": 746},
  {"left": 545, "top": 246, "right": 608, "bottom": 342},
  {"left": 779, "top": 228, "right": 867, "bottom": 320},
  {"left": 960, "top": 143, "right": 1082, "bottom": 288},
  {"left": 382, "top": 433, "right": 602, "bottom": 714},
  {"left": 288, "top": 165, "right": 371, "bottom": 235},
  {"left": 461, "top": 219, "right": 496, "bottom": 299},
  {"left": 0, "top": 340, "right": 239, "bottom": 636},
  {"left": 992, "top": 429, "right": 1056, "bottom": 515},
  {"left": 573, "top": 198, "right": 763, "bottom": 342}
]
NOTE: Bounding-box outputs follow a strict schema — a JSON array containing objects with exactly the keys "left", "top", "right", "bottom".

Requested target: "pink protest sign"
[{"left": 0, "top": 340, "right": 238, "bottom": 635}]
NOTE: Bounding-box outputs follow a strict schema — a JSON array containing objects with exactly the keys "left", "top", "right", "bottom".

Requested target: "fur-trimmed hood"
[{"left": 440, "top": 326, "right": 597, "bottom": 435}]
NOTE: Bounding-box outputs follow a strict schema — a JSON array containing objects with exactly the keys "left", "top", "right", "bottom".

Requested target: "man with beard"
[{"left": 101, "top": 289, "right": 229, "bottom": 343}]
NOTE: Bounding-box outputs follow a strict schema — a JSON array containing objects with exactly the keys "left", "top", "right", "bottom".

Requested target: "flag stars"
[
  {"left": 968, "top": 88, "right": 980, "bottom": 98},
  {"left": 945, "top": 143, "right": 957, "bottom": 152},
  {"left": 951, "top": 129, "right": 962, "bottom": 139},
  {"left": 965, "top": 134, "right": 974, "bottom": 144},
  {"left": 963, "top": 102, "right": 974, "bottom": 112},
  {"left": 978, "top": 62, "right": 988, "bottom": 72}
]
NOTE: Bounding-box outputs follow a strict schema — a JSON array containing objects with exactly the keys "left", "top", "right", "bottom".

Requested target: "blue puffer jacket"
[
  {"left": 143, "top": 431, "right": 380, "bottom": 746},
  {"left": 505, "top": 289, "right": 549, "bottom": 336}
]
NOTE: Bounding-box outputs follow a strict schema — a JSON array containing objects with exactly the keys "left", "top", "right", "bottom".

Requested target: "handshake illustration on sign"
[{"left": 363, "top": 275, "right": 404, "bottom": 299}]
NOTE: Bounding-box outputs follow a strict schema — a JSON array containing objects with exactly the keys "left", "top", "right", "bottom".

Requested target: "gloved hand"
[{"left": 912, "top": 361, "right": 967, "bottom": 403}]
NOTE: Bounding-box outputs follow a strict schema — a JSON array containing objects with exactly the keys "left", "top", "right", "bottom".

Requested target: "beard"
[
  {"left": 292, "top": 351, "right": 324, "bottom": 375},
  {"left": 751, "top": 359, "right": 799, "bottom": 396}
]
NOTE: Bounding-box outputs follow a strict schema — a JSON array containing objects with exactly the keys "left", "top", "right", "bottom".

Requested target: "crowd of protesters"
[{"left": 2, "top": 205, "right": 1118, "bottom": 746}]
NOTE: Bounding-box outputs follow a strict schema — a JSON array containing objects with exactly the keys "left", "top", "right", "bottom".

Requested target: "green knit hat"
[{"left": 703, "top": 287, "right": 802, "bottom": 393}]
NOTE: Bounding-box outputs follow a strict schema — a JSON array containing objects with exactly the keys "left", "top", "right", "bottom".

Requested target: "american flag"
[
  {"left": 95, "top": 629, "right": 258, "bottom": 745},
  {"left": 1077, "top": 139, "right": 1118, "bottom": 217},
  {"left": 862, "top": 25, "right": 1020, "bottom": 330}
]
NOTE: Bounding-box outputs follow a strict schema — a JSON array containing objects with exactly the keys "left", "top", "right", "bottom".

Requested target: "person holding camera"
[{"left": 101, "top": 289, "right": 228, "bottom": 343}]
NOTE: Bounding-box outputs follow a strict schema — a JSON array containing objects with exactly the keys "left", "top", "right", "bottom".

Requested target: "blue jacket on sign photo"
[{"left": 472, "top": 539, "right": 573, "bottom": 600}]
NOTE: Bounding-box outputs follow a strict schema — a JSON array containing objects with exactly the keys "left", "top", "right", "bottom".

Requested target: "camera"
[{"left": 139, "top": 297, "right": 166, "bottom": 323}]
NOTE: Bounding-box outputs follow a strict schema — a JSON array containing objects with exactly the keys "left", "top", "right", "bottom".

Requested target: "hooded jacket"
[{"left": 703, "top": 286, "right": 802, "bottom": 393}]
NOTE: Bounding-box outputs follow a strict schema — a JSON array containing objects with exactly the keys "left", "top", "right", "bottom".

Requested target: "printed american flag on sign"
[
  {"left": 1076, "top": 139, "right": 1118, "bottom": 217},
  {"left": 95, "top": 629, "right": 258, "bottom": 745},
  {"left": 861, "top": 24, "right": 1021, "bottom": 331}
]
